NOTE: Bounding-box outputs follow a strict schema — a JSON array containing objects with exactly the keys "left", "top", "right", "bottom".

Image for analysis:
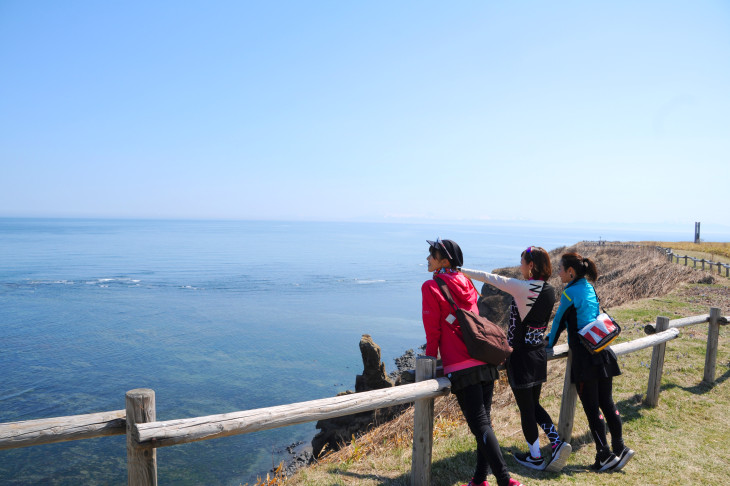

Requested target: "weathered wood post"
[
  {"left": 411, "top": 356, "right": 437, "bottom": 486},
  {"left": 684, "top": 255, "right": 688, "bottom": 266},
  {"left": 701, "top": 259, "right": 706, "bottom": 271},
  {"left": 126, "top": 389, "right": 157, "bottom": 486},
  {"left": 703, "top": 308, "right": 722, "bottom": 384},
  {"left": 558, "top": 350, "right": 577, "bottom": 442},
  {"left": 644, "top": 317, "right": 670, "bottom": 407}
]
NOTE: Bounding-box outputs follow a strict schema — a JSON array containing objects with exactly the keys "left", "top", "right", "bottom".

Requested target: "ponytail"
[{"left": 561, "top": 252, "right": 598, "bottom": 282}]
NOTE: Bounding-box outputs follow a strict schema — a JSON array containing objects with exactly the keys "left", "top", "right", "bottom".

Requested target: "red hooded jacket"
[{"left": 421, "top": 269, "right": 486, "bottom": 374}]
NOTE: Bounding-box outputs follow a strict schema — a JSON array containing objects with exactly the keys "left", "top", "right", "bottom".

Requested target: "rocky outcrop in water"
[{"left": 311, "top": 334, "right": 410, "bottom": 458}]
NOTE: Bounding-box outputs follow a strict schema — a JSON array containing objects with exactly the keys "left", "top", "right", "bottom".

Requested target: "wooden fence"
[
  {"left": 583, "top": 241, "right": 730, "bottom": 277},
  {"left": 1, "top": 307, "right": 727, "bottom": 485},
  {"left": 660, "top": 247, "right": 730, "bottom": 277}
]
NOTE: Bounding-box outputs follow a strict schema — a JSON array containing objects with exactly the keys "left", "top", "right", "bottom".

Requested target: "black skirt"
[
  {"left": 506, "top": 345, "right": 547, "bottom": 389},
  {"left": 447, "top": 364, "right": 499, "bottom": 393},
  {"left": 569, "top": 339, "right": 621, "bottom": 383}
]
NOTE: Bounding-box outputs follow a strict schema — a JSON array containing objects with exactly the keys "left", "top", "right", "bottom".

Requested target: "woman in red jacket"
[{"left": 422, "top": 238, "right": 525, "bottom": 486}]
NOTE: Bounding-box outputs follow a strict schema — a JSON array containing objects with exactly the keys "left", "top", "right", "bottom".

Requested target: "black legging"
[
  {"left": 453, "top": 380, "right": 511, "bottom": 486},
  {"left": 511, "top": 384, "right": 558, "bottom": 446},
  {"left": 577, "top": 376, "right": 624, "bottom": 452}
]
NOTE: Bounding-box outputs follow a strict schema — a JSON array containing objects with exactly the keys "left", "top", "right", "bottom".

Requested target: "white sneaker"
[{"left": 611, "top": 446, "right": 635, "bottom": 471}]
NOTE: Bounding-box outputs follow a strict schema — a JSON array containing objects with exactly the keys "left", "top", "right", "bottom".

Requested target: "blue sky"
[{"left": 1, "top": 1, "right": 729, "bottom": 231}]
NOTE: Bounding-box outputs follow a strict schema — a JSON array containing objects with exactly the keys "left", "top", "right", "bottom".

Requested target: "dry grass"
[
  {"left": 285, "top": 289, "right": 730, "bottom": 485},
  {"left": 640, "top": 241, "right": 730, "bottom": 261},
  {"left": 492, "top": 242, "right": 718, "bottom": 310}
]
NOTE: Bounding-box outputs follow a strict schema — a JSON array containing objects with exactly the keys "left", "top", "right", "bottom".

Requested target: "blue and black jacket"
[{"left": 546, "top": 277, "right": 600, "bottom": 348}]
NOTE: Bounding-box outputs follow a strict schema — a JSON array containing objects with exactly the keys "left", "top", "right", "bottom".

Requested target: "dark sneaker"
[
  {"left": 590, "top": 449, "right": 619, "bottom": 472},
  {"left": 512, "top": 451, "right": 545, "bottom": 470},
  {"left": 611, "top": 446, "right": 635, "bottom": 471},
  {"left": 545, "top": 440, "right": 572, "bottom": 472},
  {"left": 460, "top": 480, "right": 488, "bottom": 486}
]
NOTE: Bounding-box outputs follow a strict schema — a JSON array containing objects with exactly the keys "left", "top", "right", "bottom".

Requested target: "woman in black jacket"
[{"left": 462, "top": 247, "right": 570, "bottom": 472}]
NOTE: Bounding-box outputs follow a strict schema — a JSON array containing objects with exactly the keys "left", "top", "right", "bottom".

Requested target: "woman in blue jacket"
[{"left": 546, "top": 252, "right": 634, "bottom": 472}]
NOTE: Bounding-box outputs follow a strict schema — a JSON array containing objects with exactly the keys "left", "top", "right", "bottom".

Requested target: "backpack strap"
[
  {"left": 592, "top": 285, "right": 610, "bottom": 315},
  {"left": 433, "top": 276, "right": 463, "bottom": 335},
  {"left": 433, "top": 276, "right": 459, "bottom": 312}
]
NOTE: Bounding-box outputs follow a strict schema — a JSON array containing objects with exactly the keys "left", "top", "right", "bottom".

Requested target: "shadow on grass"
[
  {"left": 661, "top": 366, "right": 730, "bottom": 395},
  {"left": 325, "top": 441, "right": 636, "bottom": 486},
  {"left": 324, "top": 369, "right": 729, "bottom": 485}
]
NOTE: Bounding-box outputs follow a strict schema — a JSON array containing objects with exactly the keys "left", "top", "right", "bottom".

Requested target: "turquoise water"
[{"left": 0, "top": 218, "right": 705, "bottom": 484}]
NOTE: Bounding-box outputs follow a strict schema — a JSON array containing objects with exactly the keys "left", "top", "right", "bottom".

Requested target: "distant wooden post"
[
  {"left": 644, "top": 317, "right": 670, "bottom": 407},
  {"left": 558, "top": 350, "right": 578, "bottom": 442},
  {"left": 126, "top": 389, "right": 157, "bottom": 486},
  {"left": 703, "top": 308, "right": 722, "bottom": 384},
  {"left": 411, "top": 356, "right": 437, "bottom": 486}
]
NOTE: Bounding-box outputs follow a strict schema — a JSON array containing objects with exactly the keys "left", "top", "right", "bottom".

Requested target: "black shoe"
[
  {"left": 513, "top": 451, "right": 546, "bottom": 470},
  {"left": 590, "top": 449, "right": 619, "bottom": 472},
  {"left": 545, "top": 440, "right": 572, "bottom": 472},
  {"left": 611, "top": 446, "right": 635, "bottom": 471}
]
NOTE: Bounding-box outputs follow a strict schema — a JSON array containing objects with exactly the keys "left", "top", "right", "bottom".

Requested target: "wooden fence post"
[
  {"left": 703, "top": 308, "right": 722, "bottom": 384},
  {"left": 412, "top": 356, "right": 436, "bottom": 486},
  {"left": 644, "top": 317, "right": 670, "bottom": 407},
  {"left": 126, "top": 389, "right": 157, "bottom": 486},
  {"left": 558, "top": 350, "right": 577, "bottom": 442}
]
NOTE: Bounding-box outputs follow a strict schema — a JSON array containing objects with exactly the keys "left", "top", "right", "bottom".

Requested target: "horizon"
[{"left": 3, "top": 216, "right": 729, "bottom": 242}]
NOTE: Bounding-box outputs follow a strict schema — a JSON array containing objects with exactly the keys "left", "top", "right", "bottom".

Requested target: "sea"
[{"left": 0, "top": 218, "right": 722, "bottom": 485}]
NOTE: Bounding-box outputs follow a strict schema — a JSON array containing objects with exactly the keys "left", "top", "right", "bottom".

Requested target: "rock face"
[
  {"left": 477, "top": 280, "right": 512, "bottom": 326},
  {"left": 355, "top": 334, "right": 394, "bottom": 392},
  {"left": 311, "top": 334, "right": 406, "bottom": 458}
]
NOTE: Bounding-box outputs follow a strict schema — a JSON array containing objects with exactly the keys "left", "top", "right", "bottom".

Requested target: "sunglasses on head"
[
  {"left": 431, "top": 237, "right": 453, "bottom": 261},
  {"left": 524, "top": 246, "right": 534, "bottom": 261}
]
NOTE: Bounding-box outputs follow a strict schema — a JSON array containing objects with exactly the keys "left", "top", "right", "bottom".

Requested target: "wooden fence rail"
[
  {"left": 133, "top": 377, "right": 452, "bottom": 448},
  {"left": 0, "top": 410, "right": 126, "bottom": 450},
  {"left": 660, "top": 247, "right": 730, "bottom": 277},
  {"left": 0, "top": 307, "right": 725, "bottom": 486},
  {"left": 582, "top": 241, "right": 730, "bottom": 277}
]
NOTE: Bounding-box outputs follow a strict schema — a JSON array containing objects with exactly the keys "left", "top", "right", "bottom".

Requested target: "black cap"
[{"left": 427, "top": 238, "right": 463, "bottom": 268}]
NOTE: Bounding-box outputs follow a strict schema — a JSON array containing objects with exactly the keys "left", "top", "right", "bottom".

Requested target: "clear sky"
[{"left": 1, "top": 1, "right": 729, "bottom": 230}]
